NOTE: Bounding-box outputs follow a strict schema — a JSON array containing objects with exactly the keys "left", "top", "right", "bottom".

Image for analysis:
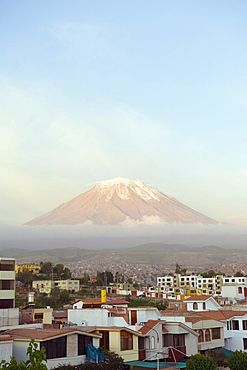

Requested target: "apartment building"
[
  {"left": 0, "top": 258, "right": 16, "bottom": 309},
  {"left": 32, "top": 279, "right": 79, "bottom": 294}
]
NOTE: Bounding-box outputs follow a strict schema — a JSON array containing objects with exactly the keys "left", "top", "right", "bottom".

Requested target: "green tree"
[
  {"left": 50, "top": 287, "right": 61, "bottom": 307},
  {"left": 54, "top": 264, "right": 64, "bottom": 279},
  {"left": 80, "top": 272, "right": 90, "bottom": 285},
  {"left": 174, "top": 264, "right": 187, "bottom": 275},
  {"left": 61, "top": 267, "right": 71, "bottom": 279},
  {"left": 59, "top": 289, "right": 70, "bottom": 304},
  {"left": 40, "top": 262, "right": 53, "bottom": 276},
  {"left": 227, "top": 350, "right": 247, "bottom": 370},
  {"left": 16, "top": 269, "right": 34, "bottom": 288},
  {"left": 200, "top": 270, "right": 217, "bottom": 278},
  {"left": 25, "top": 339, "right": 47, "bottom": 370},
  {"left": 234, "top": 271, "right": 245, "bottom": 277},
  {"left": 186, "top": 354, "right": 217, "bottom": 370}
]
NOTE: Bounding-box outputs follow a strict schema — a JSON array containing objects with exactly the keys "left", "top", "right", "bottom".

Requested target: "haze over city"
[{"left": 1, "top": 1, "right": 247, "bottom": 247}]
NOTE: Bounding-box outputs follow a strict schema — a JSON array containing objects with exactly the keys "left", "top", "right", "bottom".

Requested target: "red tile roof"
[
  {"left": 138, "top": 320, "right": 165, "bottom": 335},
  {"left": 53, "top": 311, "right": 68, "bottom": 318},
  {"left": 184, "top": 295, "right": 213, "bottom": 301},
  {"left": 5, "top": 328, "right": 101, "bottom": 340},
  {"left": 197, "top": 310, "right": 247, "bottom": 321},
  {"left": 0, "top": 335, "right": 12, "bottom": 341}
]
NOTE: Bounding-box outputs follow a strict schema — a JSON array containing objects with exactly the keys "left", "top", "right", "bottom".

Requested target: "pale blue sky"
[{"left": 1, "top": 0, "right": 247, "bottom": 225}]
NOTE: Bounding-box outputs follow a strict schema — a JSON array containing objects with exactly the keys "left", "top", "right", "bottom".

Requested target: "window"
[
  {"left": 238, "top": 287, "right": 243, "bottom": 294},
  {"left": 78, "top": 335, "right": 93, "bottom": 355},
  {"left": 193, "top": 302, "right": 198, "bottom": 310},
  {"left": 34, "top": 313, "right": 43, "bottom": 320},
  {"left": 120, "top": 331, "right": 133, "bottom": 351},
  {"left": 212, "top": 328, "right": 221, "bottom": 340},
  {"left": 203, "top": 302, "right": 206, "bottom": 310},
  {"left": 163, "top": 334, "right": 185, "bottom": 347},
  {"left": 0, "top": 280, "right": 14, "bottom": 290},
  {"left": 244, "top": 338, "right": 247, "bottom": 350},
  {"left": 150, "top": 336, "right": 155, "bottom": 349},
  {"left": 243, "top": 321, "right": 247, "bottom": 330},
  {"left": 205, "top": 329, "right": 211, "bottom": 341},
  {"left": 232, "top": 320, "right": 239, "bottom": 330},
  {"left": 0, "top": 260, "right": 15, "bottom": 271},
  {"left": 0, "top": 299, "right": 14, "bottom": 309},
  {"left": 225, "top": 279, "right": 229, "bottom": 283},
  {"left": 198, "top": 330, "right": 204, "bottom": 342},
  {"left": 41, "top": 337, "right": 67, "bottom": 359},
  {"left": 99, "top": 331, "right": 109, "bottom": 350}
]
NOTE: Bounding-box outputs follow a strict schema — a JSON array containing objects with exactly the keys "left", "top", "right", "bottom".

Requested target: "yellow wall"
[
  {"left": 109, "top": 331, "right": 139, "bottom": 362},
  {"left": 16, "top": 264, "right": 40, "bottom": 274}
]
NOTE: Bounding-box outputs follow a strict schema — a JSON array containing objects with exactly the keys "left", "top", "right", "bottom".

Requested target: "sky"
[{"left": 1, "top": 1, "right": 247, "bottom": 229}]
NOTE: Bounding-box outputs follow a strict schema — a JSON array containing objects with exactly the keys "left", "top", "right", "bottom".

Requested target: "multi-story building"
[
  {"left": 0, "top": 258, "right": 15, "bottom": 309},
  {"left": 15, "top": 263, "right": 40, "bottom": 274},
  {"left": 157, "top": 276, "right": 174, "bottom": 286},
  {"left": 157, "top": 273, "right": 247, "bottom": 299},
  {"left": 32, "top": 279, "right": 79, "bottom": 294}
]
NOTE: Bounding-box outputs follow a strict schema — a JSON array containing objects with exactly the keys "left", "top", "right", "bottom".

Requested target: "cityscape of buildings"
[{"left": 1, "top": 257, "right": 247, "bottom": 369}]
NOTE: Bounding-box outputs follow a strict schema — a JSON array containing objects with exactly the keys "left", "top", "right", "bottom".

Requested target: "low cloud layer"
[{"left": 0, "top": 221, "right": 246, "bottom": 251}]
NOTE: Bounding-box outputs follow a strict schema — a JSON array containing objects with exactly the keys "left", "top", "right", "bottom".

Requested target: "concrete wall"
[
  {"left": 68, "top": 308, "right": 108, "bottom": 326},
  {"left": 131, "top": 309, "right": 159, "bottom": 324},
  {"left": 0, "top": 341, "right": 13, "bottom": 363},
  {"left": 67, "top": 333, "right": 78, "bottom": 357},
  {"left": 109, "top": 331, "right": 139, "bottom": 362},
  {"left": 12, "top": 341, "right": 30, "bottom": 362},
  {"left": 0, "top": 308, "right": 19, "bottom": 326},
  {"left": 185, "top": 333, "right": 198, "bottom": 356},
  {"left": 222, "top": 285, "right": 245, "bottom": 300}
]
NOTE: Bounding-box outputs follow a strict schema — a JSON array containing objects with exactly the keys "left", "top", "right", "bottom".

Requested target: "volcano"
[{"left": 25, "top": 177, "right": 218, "bottom": 226}]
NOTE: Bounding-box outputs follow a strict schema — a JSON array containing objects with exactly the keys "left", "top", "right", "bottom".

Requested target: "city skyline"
[{"left": 1, "top": 1, "right": 247, "bottom": 227}]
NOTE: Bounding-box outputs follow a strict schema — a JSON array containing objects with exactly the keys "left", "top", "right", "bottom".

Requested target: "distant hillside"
[
  {"left": 2, "top": 244, "right": 247, "bottom": 271},
  {"left": 0, "top": 247, "right": 99, "bottom": 264}
]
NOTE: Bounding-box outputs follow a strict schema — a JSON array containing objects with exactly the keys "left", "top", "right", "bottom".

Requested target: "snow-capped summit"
[{"left": 25, "top": 177, "right": 218, "bottom": 226}]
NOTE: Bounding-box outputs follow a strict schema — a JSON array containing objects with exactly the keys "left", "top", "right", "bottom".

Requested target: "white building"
[
  {"left": 221, "top": 285, "right": 247, "bottom": 302},
  {"left": 184, "top": 295, "right": 221, "bottom": 311}
]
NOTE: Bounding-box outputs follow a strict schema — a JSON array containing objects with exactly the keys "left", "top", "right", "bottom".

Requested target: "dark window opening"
[
  {"left": 163, "top": 334, "right": 185, "bottom": 347},
  {"left": 41, "top": 337, "right": 67, "bottom": 359},
  {"left": 212, "top": 328, "right": 221, "bottom": 340},
  {"left": 0, "top": 261, "right": 15, "bottom": 271},
  {"left": 78, "top": 335, "right": 92, "bottom": 355},
  {"left": 120, "top": 330, "right": 133, "bottom": 351},
  {"left": 232, "top": 320, "right": 239, "bottom": 330},
  {"left": 0, "top": 299, "right": 14, "bottom": 309},
  {"left": 0, "top": 280, "right": 14, "bottom": 290}
]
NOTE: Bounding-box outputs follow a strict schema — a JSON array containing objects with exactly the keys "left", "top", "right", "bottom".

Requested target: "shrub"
[
  {"left": 227, "top": 350, "right": 247, "bottom": 370},
  {"left": 186, "top": 354, "right": 217, "bottom": 370}
]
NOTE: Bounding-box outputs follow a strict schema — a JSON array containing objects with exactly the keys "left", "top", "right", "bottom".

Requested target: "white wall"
[
  {"left": 129, "top": 309, "right": 159, "bottom": 325},
  {"left": 0, "top": 341, "right": 13, "bottom": 363},
  {"left": 221, "top": 285, "right": 245, "bottom": 300},
  {"left": 68, "top": 308, "right": 108, "bottom": 326},
  {"left": 0, "top": 308, "right": 19, "bottom": 326}
]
